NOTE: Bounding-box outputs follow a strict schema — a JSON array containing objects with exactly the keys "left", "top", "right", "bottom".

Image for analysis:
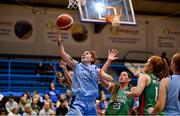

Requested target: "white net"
[
  {"left": 68, "top": 0, "right": 78, "bottom": 9},
  {"left": 68, "top": 0, "right": 87, "bottom": 9},
  {"left": 112, "top": 15, "right": 120, "bottom": 27},
  {"left": 111, "top": 7, "right": 122, "bottom": 27}
]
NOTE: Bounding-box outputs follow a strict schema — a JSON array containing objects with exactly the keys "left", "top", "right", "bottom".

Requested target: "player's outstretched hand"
[{"left": 108, "top": 49, "right": 118, "bottom": 61}]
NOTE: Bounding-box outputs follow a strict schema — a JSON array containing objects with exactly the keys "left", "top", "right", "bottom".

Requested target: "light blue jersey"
[
  {"left": 164, "top": 75, "right": 180, "bottom": 115},
  {"left": 72, "top": 63, "right": 99, "bottom": 99},
  {"left": 67, "top": 63, "right": 99, "bottom": 116}
]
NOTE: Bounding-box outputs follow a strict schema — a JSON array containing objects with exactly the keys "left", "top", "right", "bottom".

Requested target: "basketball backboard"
[{"left": 77, "top": 0, "right": 136, "bottom": 25}]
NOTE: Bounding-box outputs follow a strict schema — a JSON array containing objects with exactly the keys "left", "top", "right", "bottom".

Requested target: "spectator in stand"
[
  {"left": 99, "top": 92, "right": 108, "bottom": 115},
  {"left": 7, "top": 105, "right": 20, "bottom": 116},
  {"left": 132, "top": 96, "right": 139, "bottom": 115},
  {"left": 5, "top": 94, "right": 18, "bottom": 114},
  {"left": 33, "top": 91, "right": 43, "bottom": 103},
  {"left": 22, "top": 105, "right": 37, "bottom": 116},
  {"left": 39, "top": 101, "right": 55, "bottom": 116},
  {"left": 65, "top": 89, "right": 72, "bottom": 104},
  {"left": 96, "top": 99, "right": 101, "bottom": 115},
  {"left": 56, "top": 94, "right": 68, "bottom": 115},
  {"left": 31, "top": 91, "right": 43, "bottom": 115},
  {"left": 0, "top": 93, "right": 4, "bottom": 101},
  {"left": 21, "top": 92, "right": 31, "bottom": 107},
  {"left": 0, "top": 94, "right": 4, "bottom": 110},
  {"left": 19, "top": 95, "right": 28, "bottom": 115},
  {"left": 46, "top": 98, "right": 56, "bottom": 112},
  {"left": 46, "top": 81, "right": 59, "bottom": 105},
  {"left": 0, "top": 94, "right": 7, "bottom": 115},
  {"left": 47, "top": 63, "right": 54, "bottom": 75},
  {"left": 31, "top": 97, "right": 41, "bottom": 115},
  {"left": 43, "top": 93, "right": 51, "bottom": 103},
  {"left": 36, "top": 62, "right": 45, "bottom": 75}
]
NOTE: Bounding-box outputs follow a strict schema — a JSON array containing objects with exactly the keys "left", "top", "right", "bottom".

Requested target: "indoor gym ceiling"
[{"left": 0, "top": 0, "right": 180, "bottom": 17}]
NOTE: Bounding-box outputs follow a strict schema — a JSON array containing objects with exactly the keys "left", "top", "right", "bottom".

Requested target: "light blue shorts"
[{"left": 66, "top": 96, "right": 97, "bottom": 116}]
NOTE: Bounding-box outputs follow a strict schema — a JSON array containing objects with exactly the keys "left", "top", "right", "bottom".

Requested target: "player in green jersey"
[
  {"left": 126, "top": 56, "right": 169, "bottom": 115},
  {"left": 99, "top": 71, "right": 134, "bottom": 115},
  {"left": 149, "top": 52, "right": 180, "bottom": 115}
]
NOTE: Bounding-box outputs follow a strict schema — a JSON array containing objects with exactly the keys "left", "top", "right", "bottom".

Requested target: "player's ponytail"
[{"left": 149, "top": 56, "right": 169, "bottom": 79}]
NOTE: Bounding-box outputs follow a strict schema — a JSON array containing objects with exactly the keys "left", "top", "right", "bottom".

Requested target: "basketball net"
[
  {"left": 112, "top": 16, "right": 120, "bottom": 27},
  {"left": 68, "top": 0, "right": 86, "bottom": 9}
]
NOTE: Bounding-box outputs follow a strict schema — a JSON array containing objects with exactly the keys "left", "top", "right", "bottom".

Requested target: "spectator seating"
[{"left": 0, "top": 59, "right": 137, "bottom": 97}]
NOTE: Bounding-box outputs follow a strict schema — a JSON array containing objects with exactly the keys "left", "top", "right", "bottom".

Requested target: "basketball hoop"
[
  {"left": 68, "top": 0, "right": 87, "bottom": 9},
  {"left": 106, "top": 15, "right": 120, "bottom": 27},
  {"left": 105, "top": 6, "right": 122, "bottom": 27}
]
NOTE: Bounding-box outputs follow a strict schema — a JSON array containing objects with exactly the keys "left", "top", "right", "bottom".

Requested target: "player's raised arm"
[
  {"left": 56, "top": 27, "right": 77, "bottom": 70},
  {"left": 98, "top": 69, "right": 113, "bottom": 81},
  {"left": 101, "top": 49, "right": 118, "bottom": 72},
  {"left": 99, "top": 49, "right": 118, "bottom": 81},
  {"left": 126, "top": 74, "right": 148, "bottom": 98}
]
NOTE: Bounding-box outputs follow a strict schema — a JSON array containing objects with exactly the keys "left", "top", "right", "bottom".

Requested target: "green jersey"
[
  {"left": 105, "top": 85, "right": 133, "bottom": 115},
  {"left": 138, "top": 73, "right": 160, "bottom": 115}
]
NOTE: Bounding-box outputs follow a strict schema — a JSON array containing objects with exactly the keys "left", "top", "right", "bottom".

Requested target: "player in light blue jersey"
[
  {"left": 56, "top": 28, "right": 118, "bottom": 115},
  {"left": 149, "top": 52, "right": 180, "bottom": 115}
]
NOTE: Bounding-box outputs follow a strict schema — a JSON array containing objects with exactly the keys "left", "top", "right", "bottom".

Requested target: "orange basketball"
[{"left": 56, "top": 14, "right": 74, "bottom": 30}]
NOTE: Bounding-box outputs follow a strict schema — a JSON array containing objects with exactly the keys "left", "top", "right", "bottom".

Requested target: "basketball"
[{"left": 56, "top": 14, "right": 74, "bottom": 30}]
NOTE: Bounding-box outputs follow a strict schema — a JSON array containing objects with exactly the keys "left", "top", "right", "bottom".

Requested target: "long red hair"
[{"left": 148, "top": 56, "right": 169, "bottom": 79}]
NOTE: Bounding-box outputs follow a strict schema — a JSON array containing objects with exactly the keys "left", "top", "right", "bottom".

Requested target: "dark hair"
[
  {"left": 8, "top": 94, "right": 13, "bottom": 99},
  {"left": 161, "top": 52, "right": 167, "bottom": 57},
  {"left": 120, "top": 71, "right": 132, "bottom": 79},
  {"left": 127, "top": 71, "right": 132, "bottom": 79},
  {"left": 49, "top": 81, "right": 55, "bottom": 90},
  {"left": 126, "top": 71, "right": 133, "bottom": 87},
  {"left": 89, "top": 50, "right": 97, "bottom": 64}
]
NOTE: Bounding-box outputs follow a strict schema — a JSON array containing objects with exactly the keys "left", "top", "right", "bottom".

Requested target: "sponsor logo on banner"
[
  {"left": 154, "top": 24, "right": 180, "bottom": 49},
  {"left": 162, "top": 28, "right": 180, "bottom": 36},
  {"left": 0, "top": 18, "right": 34, "bottom": 42}
]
